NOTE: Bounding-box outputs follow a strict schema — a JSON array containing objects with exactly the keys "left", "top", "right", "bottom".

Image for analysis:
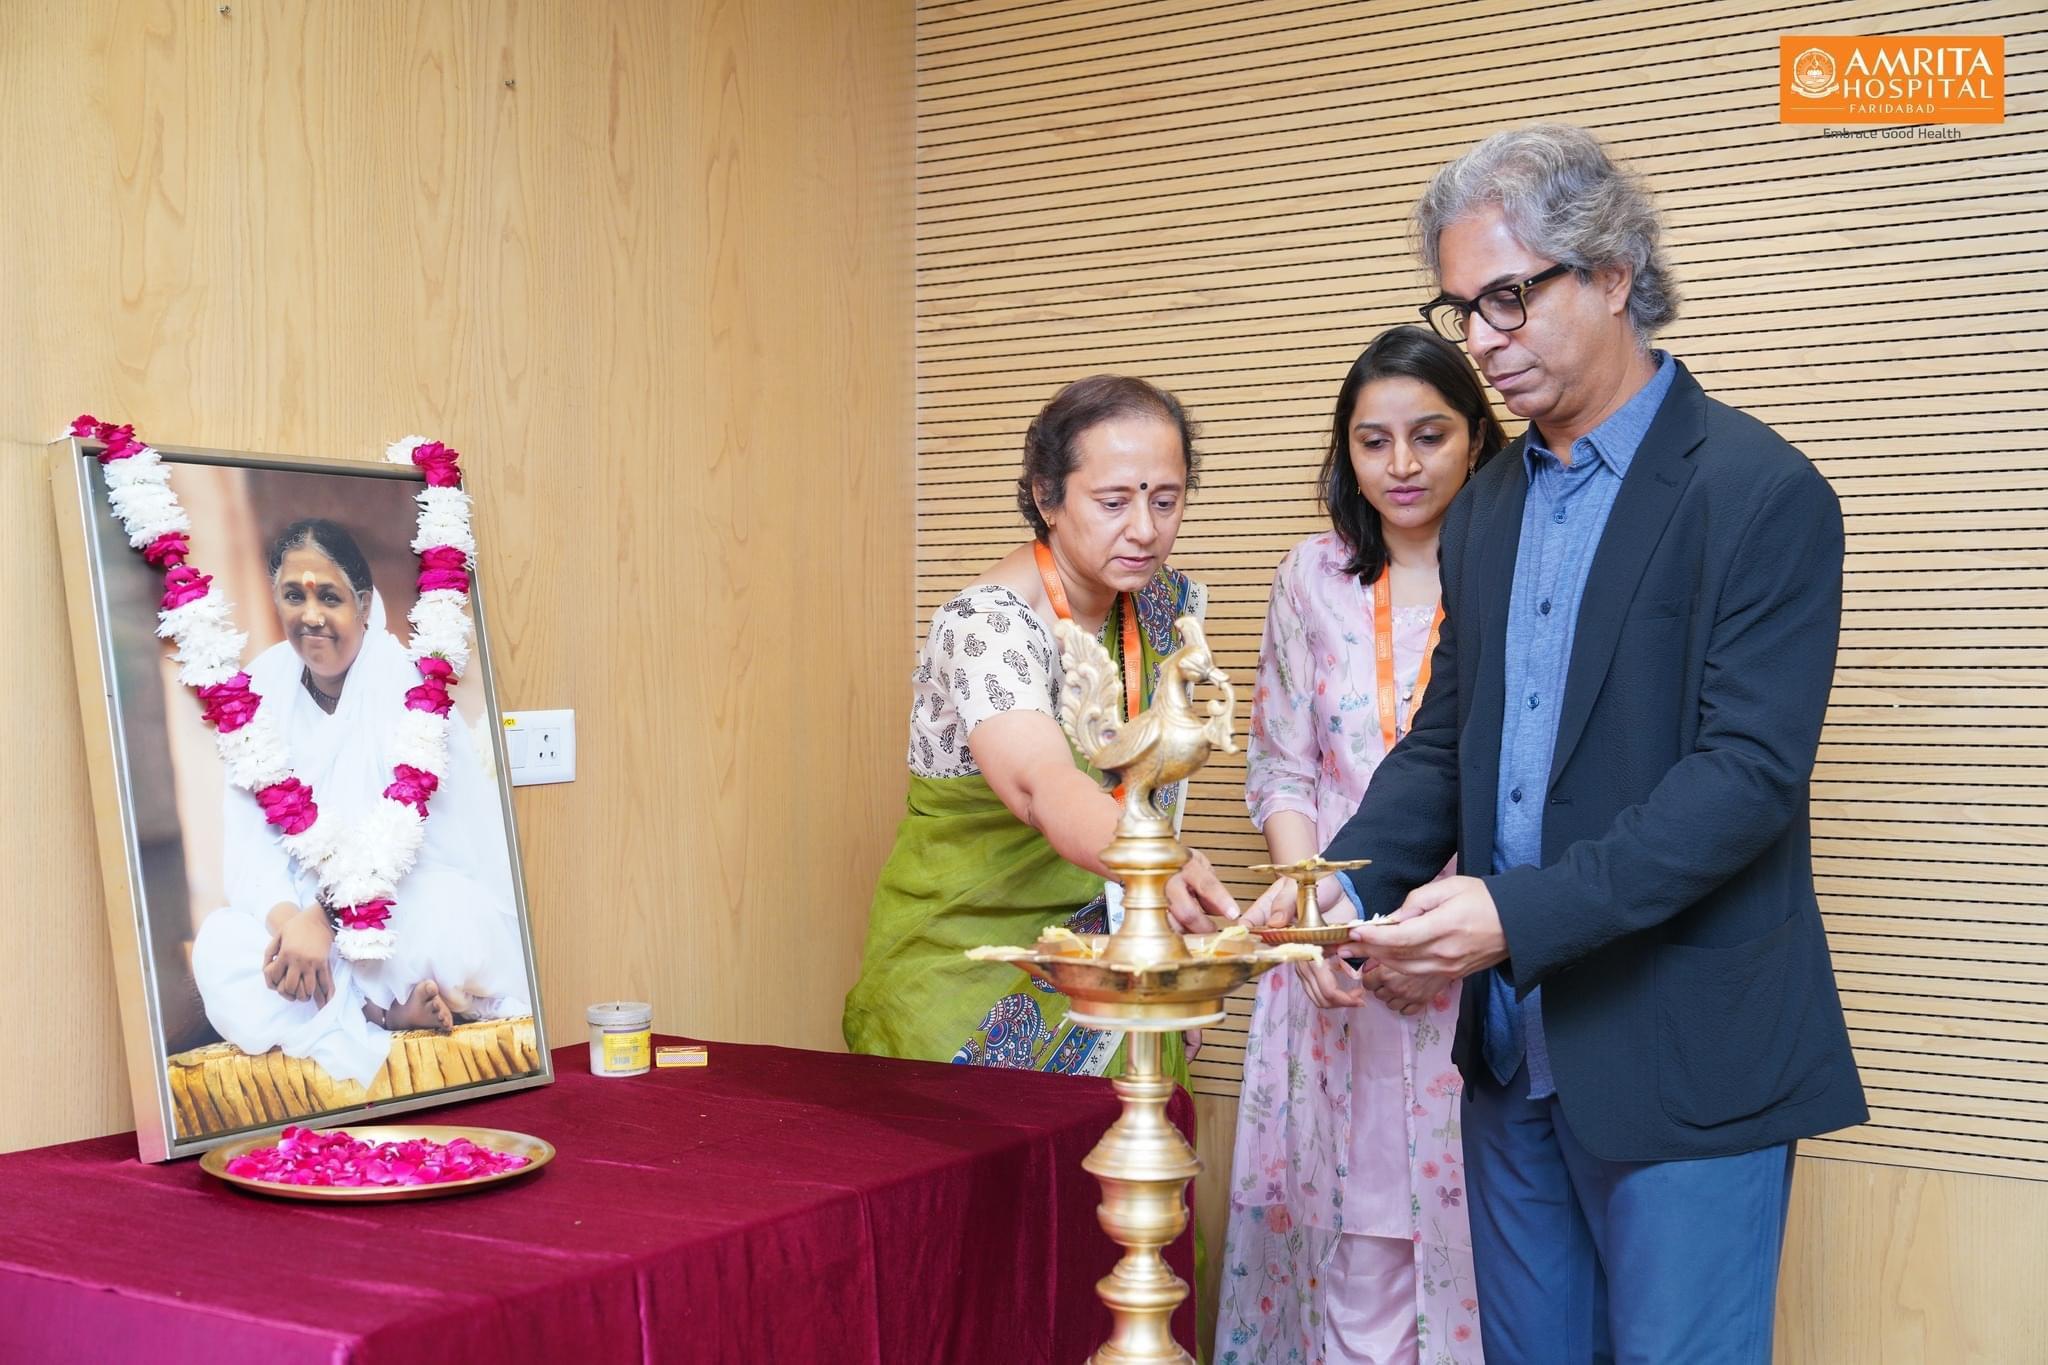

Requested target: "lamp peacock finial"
[{"left": 1054, "top": 614, "right": 1236, "bottom": 831}]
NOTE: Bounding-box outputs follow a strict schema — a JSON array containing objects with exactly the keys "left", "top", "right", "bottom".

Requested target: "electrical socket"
[{"left": 502, "top": 709, "right": 576, "bottom": 786}]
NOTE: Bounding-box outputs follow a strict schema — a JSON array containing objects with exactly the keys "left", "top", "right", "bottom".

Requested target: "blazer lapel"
[
  {"left": 1546, "top": 365, "right": 1708, "bottom": 788},
  {"left": 1460, "top": 436, "right": 1529, "bottom": 873}
]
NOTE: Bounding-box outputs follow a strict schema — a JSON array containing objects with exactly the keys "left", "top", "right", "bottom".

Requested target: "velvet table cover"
[{"left": 0, "top": 1038, "right": 1195, "bottom": 1363}]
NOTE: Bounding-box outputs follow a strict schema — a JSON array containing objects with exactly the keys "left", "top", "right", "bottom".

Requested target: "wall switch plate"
[{"left": 502, "top": 709, "right": 575, "bottom": 786}]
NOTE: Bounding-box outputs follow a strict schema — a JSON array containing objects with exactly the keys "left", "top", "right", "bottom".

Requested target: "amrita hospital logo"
[
  {"left": 1791, "top": 47, "right": 1838, "bottom": 98},
  {"left": 1780, "top": 35, "right": 2004, "bottom": 124}
]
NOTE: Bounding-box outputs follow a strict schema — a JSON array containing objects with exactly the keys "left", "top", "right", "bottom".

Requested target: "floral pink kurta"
[{"left": 1218, "top": 531, "right": 1481, "bottom": 1364}]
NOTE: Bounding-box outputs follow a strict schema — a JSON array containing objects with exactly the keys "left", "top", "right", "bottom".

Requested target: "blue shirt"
[{"left": 1487, "top": 351, "right": 1676, "bottom": 1096}]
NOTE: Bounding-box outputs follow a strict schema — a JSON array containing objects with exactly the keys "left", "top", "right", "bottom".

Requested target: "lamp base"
[{"left": 1081, "top": 1028, "right": 1199, "bottom": 1365}]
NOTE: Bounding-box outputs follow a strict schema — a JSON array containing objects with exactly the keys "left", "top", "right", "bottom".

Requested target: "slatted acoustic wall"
[{"left": 915, "top": 0, "right": 2047, "bottom": 1182}]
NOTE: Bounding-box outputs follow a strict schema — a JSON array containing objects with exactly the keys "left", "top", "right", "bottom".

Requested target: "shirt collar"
[{"left": 1523, "top": 350, "right": 1677, "bottom": 480}]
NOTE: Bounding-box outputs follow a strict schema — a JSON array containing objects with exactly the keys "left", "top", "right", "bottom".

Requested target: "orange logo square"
[{"left": 1781, "top": 35, "right": 2004, "bottom": 124}]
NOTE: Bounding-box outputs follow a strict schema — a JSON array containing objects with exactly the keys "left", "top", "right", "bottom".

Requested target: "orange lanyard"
[
  {"left": 1034, "top": 542, "right": 1142, "bottom": 794},
  {"left": 1373, "top": 565, "right": 1444, "bottom": 754}
]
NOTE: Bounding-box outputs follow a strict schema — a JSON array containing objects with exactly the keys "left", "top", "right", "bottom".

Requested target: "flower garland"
[{"left": 71, "top": 416, "right": 479, "bottom": 962}]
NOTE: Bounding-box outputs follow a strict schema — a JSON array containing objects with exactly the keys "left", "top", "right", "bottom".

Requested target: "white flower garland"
[{"left": 74, "top": 418, "right": 479, "bottom": 962}]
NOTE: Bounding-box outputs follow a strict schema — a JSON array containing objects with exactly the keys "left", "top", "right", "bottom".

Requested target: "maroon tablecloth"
[{"left": 0, "top": 1038, "right": 1195, "bottom": 1364}]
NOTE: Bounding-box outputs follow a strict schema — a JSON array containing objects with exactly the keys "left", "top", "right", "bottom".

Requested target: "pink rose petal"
[
  {"left": 410, "top": 441, "right": 464, "bottom": 487},
  {"left": 160, "top": 564, "right": 213, "bottom": 611}
]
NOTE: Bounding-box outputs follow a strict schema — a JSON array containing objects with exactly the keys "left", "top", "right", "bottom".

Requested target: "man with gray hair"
[{"left": 1253, "top": 124, "right": 1867, "bottom": 1360}]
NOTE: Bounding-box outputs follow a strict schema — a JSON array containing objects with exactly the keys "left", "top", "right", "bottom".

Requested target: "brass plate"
[
  {"left": 1251, "top": 924, "right": 1355, "bottom": 946},
  {"left": 200, "top": 1124, "right": 555, "bottom": 1202}
]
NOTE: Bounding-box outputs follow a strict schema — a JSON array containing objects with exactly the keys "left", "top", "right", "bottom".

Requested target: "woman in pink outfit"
[{"left": 1217, "top": 327, "right": 1507, "bottom": 1365}]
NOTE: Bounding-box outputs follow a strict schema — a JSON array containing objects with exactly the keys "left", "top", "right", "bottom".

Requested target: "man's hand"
[{"left": 1348, "top": 875, "right": 1508, "bottom": 978}]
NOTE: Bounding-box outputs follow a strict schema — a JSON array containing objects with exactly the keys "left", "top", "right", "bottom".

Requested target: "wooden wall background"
[
  {"left": 7, "top": 0, "right": 2044, "bottom": 1355},
  {"left": 912, "top": 0, "right": 2047, "bottom": 1357},
  {"left": 0, "top": 0, "right": 913, "bottom": 1152}
]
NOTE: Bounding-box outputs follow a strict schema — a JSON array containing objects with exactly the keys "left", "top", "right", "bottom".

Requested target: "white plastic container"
[{"left": 586, "top": 1000, "right": 652, "bottom": 1077}]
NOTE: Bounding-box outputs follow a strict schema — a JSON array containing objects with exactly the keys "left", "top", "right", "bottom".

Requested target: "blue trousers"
[{"left": 1463, "top": 1064, "right": 1796, "bottom": 1364}]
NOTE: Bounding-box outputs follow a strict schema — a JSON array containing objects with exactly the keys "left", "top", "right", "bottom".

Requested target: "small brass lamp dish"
[{"left": 1244, "top": 855, "right": 1372, "bottom": 945}]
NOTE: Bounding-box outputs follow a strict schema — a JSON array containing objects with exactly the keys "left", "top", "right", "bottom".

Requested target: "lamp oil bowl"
[
  {"left": 969, "top": 923, "right": 1311, "bottom": 1031},
  {"left": 1243, "top": 855, "right": 1374, "bottom": 946},
  {"left": 967, "top": 616, "right": 1316, "bottom": 1365}
]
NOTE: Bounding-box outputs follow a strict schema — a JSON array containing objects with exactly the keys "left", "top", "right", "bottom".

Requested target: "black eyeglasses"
[{"left": 1419, "top": 263, "right": 1574, "bottom": 341}]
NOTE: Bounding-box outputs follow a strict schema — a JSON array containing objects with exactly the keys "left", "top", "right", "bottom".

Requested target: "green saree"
[{"left": 843, "top": 565, "right": 1203, "bottom": 1087}]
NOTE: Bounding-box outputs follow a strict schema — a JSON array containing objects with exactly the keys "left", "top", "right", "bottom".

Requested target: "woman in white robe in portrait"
[{"left": 191, "top": 518, "right": 531, "bottom": 1089}]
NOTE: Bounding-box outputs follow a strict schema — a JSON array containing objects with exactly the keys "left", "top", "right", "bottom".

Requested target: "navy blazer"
[{"left": 1323, "top": 360, "right": 1868, "bottom": 1162}]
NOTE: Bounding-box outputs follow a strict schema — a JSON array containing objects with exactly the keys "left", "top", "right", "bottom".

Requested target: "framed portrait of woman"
[{"left": 50, "top": 433, "right": 550, "bottom": 1162}]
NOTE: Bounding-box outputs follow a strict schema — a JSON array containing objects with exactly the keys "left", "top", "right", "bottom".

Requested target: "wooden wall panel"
[
  {"left": 917, "top": 0, "right": 2044, "bottom": 1355},
  {"left": 1, "top": 0, "right": 913, "bottom": 1153}
]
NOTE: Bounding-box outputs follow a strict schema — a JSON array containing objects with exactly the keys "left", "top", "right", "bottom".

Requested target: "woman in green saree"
[{"left": 844, "top": 375, "right": 1239, "bottom": 1087}]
